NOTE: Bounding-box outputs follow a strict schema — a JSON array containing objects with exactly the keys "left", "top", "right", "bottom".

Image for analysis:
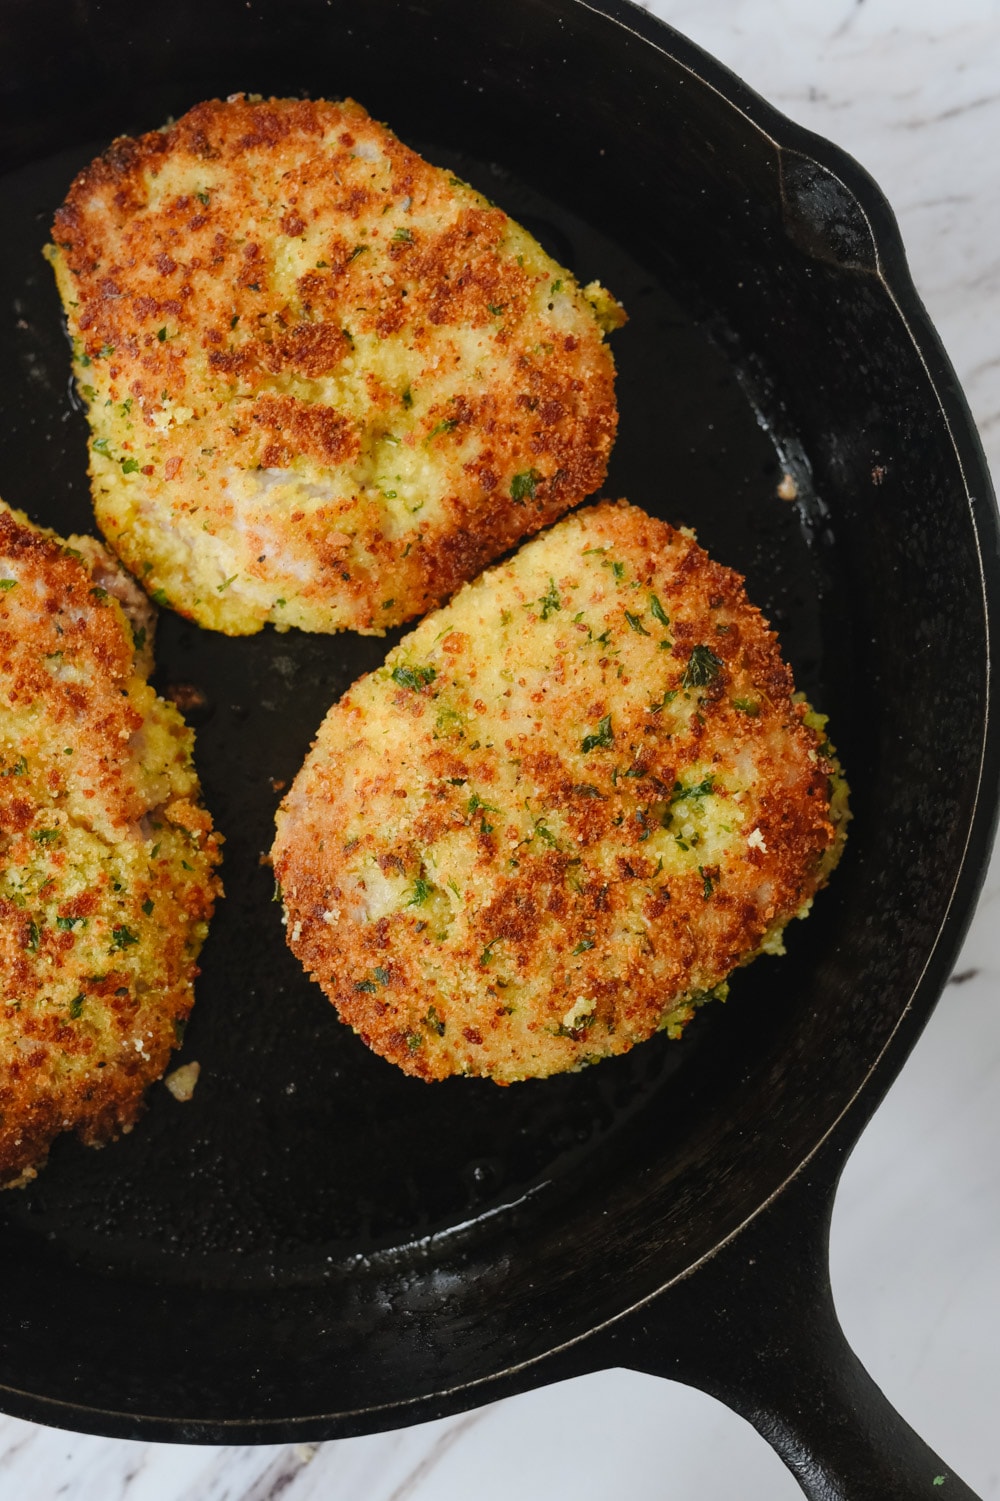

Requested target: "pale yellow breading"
[
  {"left": 47, "top": 95, "right": 624, "bottom": 636},
  {"left": 0, "top": 501, "right": 221, "bottom": 1187},
  {"left": 272, "top": 500, "right": 848, "bottom": 1084}
]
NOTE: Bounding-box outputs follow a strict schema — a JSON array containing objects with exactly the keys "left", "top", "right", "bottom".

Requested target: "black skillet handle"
[{"left": 594, "top": 1142, "right": 981, "bottom": 1500}]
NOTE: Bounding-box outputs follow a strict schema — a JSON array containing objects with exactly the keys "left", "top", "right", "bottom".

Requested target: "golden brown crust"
[
  {"left": 0, "top": 501, "right": 221, "bottom": 1187},
  {"left": 48, "top": 96, "right": 623, "bottom": 635},
  {"left": 272, "top": 500, "right": 847, "bottom": 1083}
]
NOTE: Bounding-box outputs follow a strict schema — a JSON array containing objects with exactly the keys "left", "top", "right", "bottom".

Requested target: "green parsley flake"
[
  {"left": 510, "top": 469, "right": 541, "bottom": 504},
  {"left": 424, "top": 1005, "right": 446, "bottom": 1036},
  {"left": 539, "top": 578, "right": 561, "bottom": 619},
  {"left": 670, "top": 777, "right": 715, "bottom": 805},
  {"left": 649, "top": 690, "right": 678, "bottom": 714},
  {"left": 649, "top": 594, "right": 670, "bottom": 628},
  {"left": 581, "top": 715, "right": 614, "bottom": 754},
  {"left": 682, "top": 644, "right": 723, "bottom": 688},
  {"left": 391, "top": 663, "right": 437, "bottom": 691}
]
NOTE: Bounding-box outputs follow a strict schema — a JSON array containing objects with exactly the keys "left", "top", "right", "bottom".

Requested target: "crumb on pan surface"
[
  {"left": 0, "top": 501, "right": 221, "bottom": 1188},
  {"left": 163, "top": 1059, "right": 200, "bottom": 1101},
  {"left": 272, "top": 500, "right": 848, "bottom": 1084},
  {"left": 47, "top": 94, "right": 624, "bottom": 636}
]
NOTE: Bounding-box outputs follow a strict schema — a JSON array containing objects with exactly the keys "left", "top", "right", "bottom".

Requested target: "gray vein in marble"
[
  {"left": 233, "top": 1443, "right": 319, "bottom": 1501},
  {"left": 150, "top": 1445, "right": 300, "bottom": 1501},
  {"left": 381, "top": 1409, "right": 490, "bottom": 1501},
  {"left": 905, "top": 194, "right": 976, "bottom": 209},
  {"left": 803, "top": 87, "right": 857, "bottom": 110},
  {"left": 893, "top": 90, "right": 1000, "bottom": 126},
  {"left": 830, "top": 0, "right": 871, "bottom": 43},
  {"left": 0, "top": 1425, "right": 33, "bottom": 1467}
]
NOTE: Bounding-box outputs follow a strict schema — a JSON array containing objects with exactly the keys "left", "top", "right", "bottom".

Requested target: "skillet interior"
[{"left": 0, "top": 0, "right": 994, "bottom": 1439}]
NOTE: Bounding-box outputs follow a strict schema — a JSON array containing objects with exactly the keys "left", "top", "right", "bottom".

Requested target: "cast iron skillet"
[{"left": 0, "top": 2, "right": 996, "bottom": 1496}]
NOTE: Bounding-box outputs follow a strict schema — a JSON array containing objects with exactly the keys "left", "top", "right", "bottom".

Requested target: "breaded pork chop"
[
  {"left": 0, "top": 501, "right": 221, "bottom": 1187},
  {"left": 272, "top": 500, "right": 848, "bottom": 1084},
  {"left": 46, "top": 95, "right": 624, "bottom": 636}
]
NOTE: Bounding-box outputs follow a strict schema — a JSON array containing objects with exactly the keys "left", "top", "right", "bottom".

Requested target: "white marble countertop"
[{"left": 2, "top": 1, "right": 999, "bottom": 1496}]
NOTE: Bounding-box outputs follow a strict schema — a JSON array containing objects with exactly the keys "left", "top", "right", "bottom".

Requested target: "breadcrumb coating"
[
  {"left": 47, "top": 95, "right": 624, "bottom": 635},
  {"left": 0, "top": 501, "right": 221, "bottom": 1187},
  {"left": 272, "top": 500, "right": 848, "bottom": 1083}
]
